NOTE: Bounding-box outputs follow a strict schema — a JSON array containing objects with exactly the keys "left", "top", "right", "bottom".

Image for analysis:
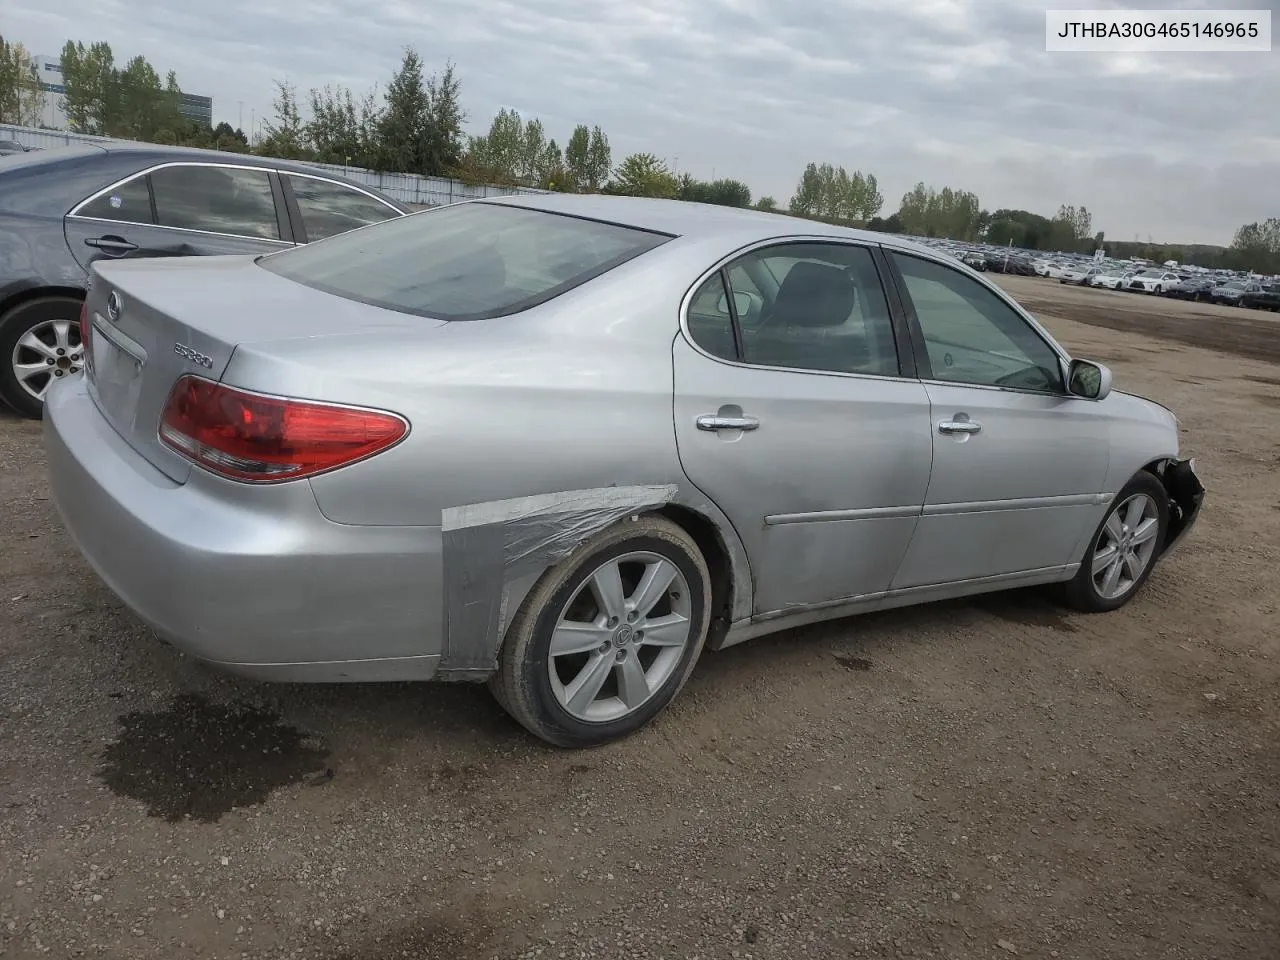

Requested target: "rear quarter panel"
[{"left": 220, "top": 235, "right": 760, "bottom": 623}]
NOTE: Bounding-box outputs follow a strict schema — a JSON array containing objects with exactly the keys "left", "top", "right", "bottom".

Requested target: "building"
[{"left": 32, "top": 54, "right": 213, "bottom": 131}]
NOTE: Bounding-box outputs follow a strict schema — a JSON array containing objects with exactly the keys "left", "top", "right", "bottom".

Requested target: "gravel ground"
[{"left": 1, "top": 277, "right": 1277, "bottom": 960}]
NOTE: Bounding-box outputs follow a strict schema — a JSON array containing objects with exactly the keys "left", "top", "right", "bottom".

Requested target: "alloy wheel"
[
  {"left": 1092, "top": 493, "right": 1161, "bottom": 600},
  {"left": 11, "top": 318, "right": 83, "bottom": 402},
  {"left": 547, "top": 551, "right": 693, "bottom": 723}
]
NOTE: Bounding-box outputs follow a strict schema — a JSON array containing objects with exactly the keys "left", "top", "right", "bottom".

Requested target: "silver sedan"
[{"left": 44, "top": 195, "right": 1204, "bottom": 747}]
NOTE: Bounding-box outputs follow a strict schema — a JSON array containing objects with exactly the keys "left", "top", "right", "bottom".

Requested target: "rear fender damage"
[{"left": 1153, "top": 458, "right": 1205, "bottom": 558}]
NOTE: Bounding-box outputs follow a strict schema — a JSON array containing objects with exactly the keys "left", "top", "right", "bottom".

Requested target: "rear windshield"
[{"left": 258, "top": 201, "right": 672, "bottom": 321}]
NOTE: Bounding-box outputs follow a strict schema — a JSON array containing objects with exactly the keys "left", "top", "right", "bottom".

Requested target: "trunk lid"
[{"left": 86, "top": 254, "right": 441, "bottom": 482}]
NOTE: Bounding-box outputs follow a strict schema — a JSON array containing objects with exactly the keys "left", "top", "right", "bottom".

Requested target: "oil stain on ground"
[
  {"left": 971, "top": 591, "right": 1079, "bottom": 633},
  {"left": 97, "top": 693, "right": 331, "bottom": 823}
]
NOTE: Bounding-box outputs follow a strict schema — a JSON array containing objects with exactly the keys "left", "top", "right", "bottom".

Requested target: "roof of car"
[
  {"left": 97, "top": 142, "right": 357, "bottom": 179},
  {"left": 484, "top": 192, "right": 898, "bottom": 246}
]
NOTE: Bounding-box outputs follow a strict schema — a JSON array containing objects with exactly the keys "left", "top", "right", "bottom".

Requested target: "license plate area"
[{"left": 90, "top": 316, "right": 147, "bottom": 425}]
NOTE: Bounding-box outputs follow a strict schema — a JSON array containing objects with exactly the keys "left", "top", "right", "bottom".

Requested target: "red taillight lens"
[{"left": 158, "top": 376, "right": 408, "bottom": 483}]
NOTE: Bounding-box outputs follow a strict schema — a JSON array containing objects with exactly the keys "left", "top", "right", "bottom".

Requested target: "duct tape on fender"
[{"left": 437, "top": 484, "right": 679, "bottom": 675}]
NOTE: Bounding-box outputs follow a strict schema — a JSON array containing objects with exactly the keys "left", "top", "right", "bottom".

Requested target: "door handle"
[
  {"left": 696, "top": 414, "right": 759, "bottom": 432},
  {"left": 84, "top": 235, "right": 138, "bottom": 254},
  {"left": 938, "top": 418, "right": 982, "bottom": 435}
]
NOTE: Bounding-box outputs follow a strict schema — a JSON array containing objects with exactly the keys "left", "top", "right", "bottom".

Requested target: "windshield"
[{"left": 259, "top": 201, "right": 673, "bottom": 321}]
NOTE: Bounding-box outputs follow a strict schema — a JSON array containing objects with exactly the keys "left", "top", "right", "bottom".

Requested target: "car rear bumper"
[{"left": 43, "top": 375, "right": 444, "bottom": 682}]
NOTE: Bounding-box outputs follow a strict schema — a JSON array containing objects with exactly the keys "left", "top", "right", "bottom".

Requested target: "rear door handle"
[
  {"left": 938, "top": 418, "right": 982, "bottom": 435},
  {"left": 697, "top": 415, "right": 759, "bottom": 432},
  {"left": 84, "top": 235, "right": 138, "bottom": 255}
]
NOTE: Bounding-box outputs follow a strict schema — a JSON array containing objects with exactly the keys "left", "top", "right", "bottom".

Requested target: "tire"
[
  {"left": 0, "top": 296, "right": 85, "bottom": 419},
  {"left": 490, "top": 514, "right": 712, "bottom": 748},
  {"left": 1061, "top": 472, "right": 1169, "bottom": 613}
]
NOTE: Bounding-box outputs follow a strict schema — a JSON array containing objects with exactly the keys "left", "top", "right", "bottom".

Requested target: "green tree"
[
  {"left": 518, "top": 116, "right": 546, "bottom": 184},
  {"left": 307, "top": 85, "right": 365, "bottom": 164},
  {"left": 564, "top": 124, "right": 591, "bottom": 191},
  {"left": 537, "top": 138, "right": 567, "bottom": 190},
  {"left": 1227, "top": 218, "right": 1280, "bottom": 274},
  {"left": 422, "top": 61, "right": 465, "bottom": 176},
  {"left": 211, "top": 121, "right": 250, "bottom": 152},
  {"left": 898, "top": 183, "right": 983, "bottom": 240},
  {"left": 0, "top": 36, "right": 46, "bottom": 125},
  {"left": 465, "top": 107, "right": 524, "bottom": 183},
  {"left": 607, "top": 152, "right": 678, "bottom": 198},
  {"left": 374, "top": 47, "right": 430, "bottom": 172},
  {"left": 257, "top": 80, "right": 310, "bottom": 158},
  {"left": 585, "top": 126, "right": 611, "bottom": 192},
  {"left": 678, "top": 175, "right": 751, "bottom": 207},
  {"left": 59, "top": 40, "right": 116, "bottom": 134},
  {"left": 1050, "top": 204, "right": 1093, "bottom": 252},
  {"left": 754, "top": 196, "right": 778, "bottom": 212},
  {"left": 788, "top": 163, "right": 881, "bottom": 223}
]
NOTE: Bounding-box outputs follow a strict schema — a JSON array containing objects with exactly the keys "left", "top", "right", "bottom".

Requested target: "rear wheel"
[
  {"left": 1062, "top": 472, "right": 1169, "bottom": 613},
  {"left": 0, "top": 297, "right": 85, "bottom": 419},
  {"left": 490, "top": 515, "right": 711, "bottom": 748}
]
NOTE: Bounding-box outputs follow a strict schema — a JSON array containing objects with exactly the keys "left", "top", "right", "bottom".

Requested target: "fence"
[{"left": 0, "top": 123, "right": 548, "bottom": 207}]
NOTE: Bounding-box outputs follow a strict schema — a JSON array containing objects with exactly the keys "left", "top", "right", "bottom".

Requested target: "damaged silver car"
[{"left": 43, "top": 195, "right": 1204, "bottom": 747}]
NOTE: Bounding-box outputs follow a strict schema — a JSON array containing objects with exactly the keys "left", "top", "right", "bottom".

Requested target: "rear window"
[{"left": 258, "top": 201, "right": 672, "bottom": 321}]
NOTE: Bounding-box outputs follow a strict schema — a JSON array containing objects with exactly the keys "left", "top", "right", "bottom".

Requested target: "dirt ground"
[{"left": 2, "top": 277, "right": 1278, "bottom": 960}]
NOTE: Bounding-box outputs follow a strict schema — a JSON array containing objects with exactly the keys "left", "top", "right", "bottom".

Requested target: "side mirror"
[
  {"left": 1068, "top": 359, "right": 1112, "bottom": 400},
  {"left": 716, "top": 290, "right": 758, "bottom": 318}
]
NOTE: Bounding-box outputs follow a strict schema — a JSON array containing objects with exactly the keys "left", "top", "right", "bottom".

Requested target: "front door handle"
[
  {"left": 84, "top": 235, "right": 138, "bottom": 255},
  {"left": 697, "top": 414, "right": 760, "bottom": 432},
  {"left": 938, "top": 418, "right": 982, "bottom": 435}
]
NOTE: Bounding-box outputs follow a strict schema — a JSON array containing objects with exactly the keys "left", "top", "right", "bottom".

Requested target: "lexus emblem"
[{"left": 105, "top": 291, "right": 122, "bottom": 323}]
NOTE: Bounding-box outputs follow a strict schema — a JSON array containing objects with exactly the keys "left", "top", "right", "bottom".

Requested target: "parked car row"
[{"left": 0, "top": 143, "right": 410, "bottom": 418}]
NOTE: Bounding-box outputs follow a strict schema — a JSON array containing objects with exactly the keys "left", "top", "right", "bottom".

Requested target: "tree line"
[{"left": 2, "top": 36, "right": 1274, "bottom": 274}]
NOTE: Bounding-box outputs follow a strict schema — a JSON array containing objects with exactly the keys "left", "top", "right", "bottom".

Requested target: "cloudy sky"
[{"left": 10, "top": 0, "right": 1279, "bottom": 245}]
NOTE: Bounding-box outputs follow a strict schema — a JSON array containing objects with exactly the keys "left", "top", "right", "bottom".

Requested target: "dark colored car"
[
  {"left": 0, "top": 140, "right": 30, "bottom": 155},
  {"left": 1164, "top": 277, "right": 1216, "bottom": 301},
  {"left": 0, "top": 143, "right": 409, "bottom": 418},
  {"left": 1209, "top": 280, "right": 1249, "bottom": 307},
  {"left": 1240, "top": 283, "right": 1280, "bottom": 311},
  {"left": 961, "top": 251, "right": 987, "bottom": 271}
]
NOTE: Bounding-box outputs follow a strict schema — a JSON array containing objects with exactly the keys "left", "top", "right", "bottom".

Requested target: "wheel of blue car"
[
  {"left": 0, "top": 296, "right": 85, "bottom": 419},
  {"left": 490, "top": 514, "right": 711, "bottom": 748},
  {"left": 1062, "top": 471, "right": 1169, "bottom": 613}
]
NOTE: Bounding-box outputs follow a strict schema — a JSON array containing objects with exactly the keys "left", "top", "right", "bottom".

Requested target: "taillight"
[{"left": 158, "top": 376, "right": 408, "bottom": 483}]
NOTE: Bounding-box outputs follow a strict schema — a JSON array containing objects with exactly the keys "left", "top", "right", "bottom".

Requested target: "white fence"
[{"left": 0, "top": 123, "right": 548, "bottom": 207}]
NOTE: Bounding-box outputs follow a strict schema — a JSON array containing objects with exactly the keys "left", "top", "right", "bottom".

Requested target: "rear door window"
[
  {"left": 151, "top": 165, "right": 281, "bottom": 240},
  {"left": 76, "top": 175, "right": 154, "bottom": 224},
  {"left": 285, "top": 175, "right": 400, "bottom": 241},
  {"left": 259, "top": 202, "right": 671, "bottom": 321}
]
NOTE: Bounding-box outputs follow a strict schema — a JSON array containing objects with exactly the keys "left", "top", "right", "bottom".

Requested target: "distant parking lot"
[{"left": 1, "top": 276, "right": 1278, "bottom": 960}]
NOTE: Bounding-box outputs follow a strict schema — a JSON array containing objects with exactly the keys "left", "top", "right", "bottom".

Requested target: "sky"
[{"left": 9, "top": 0, "right": 1279, "bottom": 246}]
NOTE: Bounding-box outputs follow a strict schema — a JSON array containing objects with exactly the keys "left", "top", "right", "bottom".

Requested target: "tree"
[
  {"left": 465, "top": 107, "right": 524, "bottom": 183},
  {"left": 585, "top": 126, "right": 611, "bottom": 192},
  {"left": 307, "top": 85, "right": 365, "bottom": 165},
  {"left": 787, "top": 163, "right": 882, "bottom": 224},
  {"left": 897, "top": 183, "right": 983, "bottom": 240},
  {"left": 754, "top": 196, "right": 778, "bottom": 212},
  {"left": 518, "top": 116, "right": 546, "bottom": 184},
  {"left": 0, "top": 36, "right": 46, "bottom": 126},
  {"left": 422, "top": 61, "right": 464, "bottom": 176},
  {"left": 374, "top": 47, "right": 430, "bottom": 173},
  {"left": 537, "top": 138, "right": 567, "bottom": 190},
  {"left": 1227, "top": 218, "right": 1280, "bottom": 274},
  {"left": 866, "top": 212, "right": 903, "bottom": 234},
  {"left": 564, "top": 124, "right": 591, "bottom": 191},
  {"left": 59, "top": 40, "right": 116, "bottom": 135},
  {"left": 211, "top": 121, "right": 250, "bottom": 153},
  {"left": 1050, "top": 204, "right": 1093, "bottom": 252},
  {"left": 257, "top": 80, "right": 309, "bottom": 159},
  {"left": 607, "top": 152, "right": 678, "bottom": 198},
  {"left": 678, "top": 176, "right": 752, "bottom": 207}
]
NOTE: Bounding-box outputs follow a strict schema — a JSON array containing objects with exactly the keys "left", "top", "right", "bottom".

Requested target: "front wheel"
[
  {"left": 1061, "top": 472, "right": 1169, "bottom": 613},
  {"left": 0, "top": 297, "right": 86, "bottom": 419},
  {"left": 490, "top": 515, "right": 711, "bottom": 747}
]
